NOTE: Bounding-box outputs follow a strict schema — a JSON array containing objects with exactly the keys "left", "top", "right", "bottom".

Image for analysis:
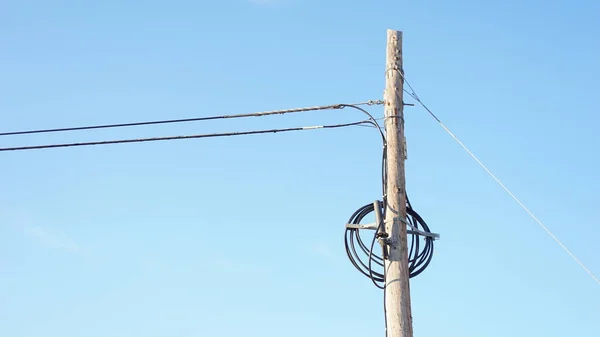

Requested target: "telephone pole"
[{"left": 383, "top": 29, "right": 413, "bottom": 337}]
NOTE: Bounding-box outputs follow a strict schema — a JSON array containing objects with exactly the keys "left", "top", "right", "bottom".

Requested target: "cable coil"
[{"left": 344, "top": 197, "right": 434, "bottom": 288}]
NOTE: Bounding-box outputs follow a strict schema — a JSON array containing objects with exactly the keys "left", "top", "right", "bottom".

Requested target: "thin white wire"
[{"left": 404, "top": 85, "right": 600, "bottom": 285}]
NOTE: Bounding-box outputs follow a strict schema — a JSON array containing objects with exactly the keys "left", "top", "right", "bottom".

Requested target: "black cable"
[
  {"left": 341, "top": 101, "right": 436, "bottom": 337},
  {"left": 0, "top": 121, "right": 371, "bottom": 152},
  {"left": 344, "top": 199, "right": 434, "bottom": 281},
  {"left": 0, "top": 101, "right": 385, "bottom": 137},
  {"left": 339, "top": 104, "right": 386, "bottom": 142},
  {"left": 339, "top": 104, "right": 389, "bottom": 335},
  {"left": 0, "top": 103, "right": 353, "bottom": 137},
  {"left": 342, "top": 104, "right": 435, "bottom": 279}
]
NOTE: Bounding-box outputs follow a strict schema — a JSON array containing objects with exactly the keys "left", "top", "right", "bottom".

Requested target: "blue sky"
[{"left": 1, "top": 0, "right": 599, "bottom": 336}]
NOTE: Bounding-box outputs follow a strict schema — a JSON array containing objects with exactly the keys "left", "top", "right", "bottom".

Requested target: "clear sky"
[{"left": 1, "top": 0, "right": 599, "bottom": 336}]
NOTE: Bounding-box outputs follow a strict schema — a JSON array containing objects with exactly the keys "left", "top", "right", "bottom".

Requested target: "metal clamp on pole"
[
  {"left": 407, "top": 229, "right": 440, "bottom": 240},
  {"left": 345, "top": 215, "right": 440, "bottom": 241},
  {"left": 372, "top": 200, "right": 390, "bottom": 259}
]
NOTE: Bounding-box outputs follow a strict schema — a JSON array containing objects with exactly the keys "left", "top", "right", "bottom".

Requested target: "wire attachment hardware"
[{"left": 345, "top": 222, "right": 440, "bottom": 240}]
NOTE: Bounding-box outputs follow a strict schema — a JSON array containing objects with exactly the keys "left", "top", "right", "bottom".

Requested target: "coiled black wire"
[
  {"left": 344, "top": 196, "right": 434, "bottom": 288},
  {"left": 340, "top": 103, "right": 435, "bottom": 336},
  {"left": 339, "top": 104, "right": 434, "bottom": 287}
]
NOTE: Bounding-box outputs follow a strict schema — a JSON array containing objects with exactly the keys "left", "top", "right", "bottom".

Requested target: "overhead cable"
[
  {"left": 0, "top": 100, "right": 383, "bottom": 137},
  {"left": 0, "top": 121, "right": 371, "bottom": 152},
  {"left": 403, "top": 77, "right": 600, "bottom": 285}
]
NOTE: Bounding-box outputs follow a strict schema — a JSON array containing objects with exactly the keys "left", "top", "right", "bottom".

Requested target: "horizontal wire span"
[
  {"left": 0, "top": 120, "right": 371, "bottom": 152},
  {"left": 0, "top": 100, "right": 384, "bottom": 137}
]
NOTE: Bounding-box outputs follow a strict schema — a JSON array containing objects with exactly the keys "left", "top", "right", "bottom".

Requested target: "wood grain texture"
[{"left": 383, "top": 29, "right": 413, "bottom": 337}]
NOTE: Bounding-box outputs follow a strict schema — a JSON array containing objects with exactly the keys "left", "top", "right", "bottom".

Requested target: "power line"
[
  {"left": 403, "top": 78, "right": 600, "bottom": 285},
  {"left": 0, "top": 101, "right": 383, "bottom": 137},
  {"left": 0, "top": 121, "right": 371, "bottom": 152}
]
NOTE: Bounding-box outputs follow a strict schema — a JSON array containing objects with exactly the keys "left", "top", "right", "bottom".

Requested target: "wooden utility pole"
[{"left": 383, "top": 29, "right": 413, "bottom": 337}]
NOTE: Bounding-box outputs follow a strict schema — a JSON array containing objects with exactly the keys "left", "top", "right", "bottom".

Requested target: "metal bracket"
[
  {"left": 345, "top": 201, "right": 440, "bottom": 240},
  {"left": 345, "top": 221, "right": 440, "bottom": 240},
  {"left": 346, "top": 223, "right": 379, "bottom": 230},
  {"left": 407, "top": 229, "right": 440, "bottom": 240}
]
